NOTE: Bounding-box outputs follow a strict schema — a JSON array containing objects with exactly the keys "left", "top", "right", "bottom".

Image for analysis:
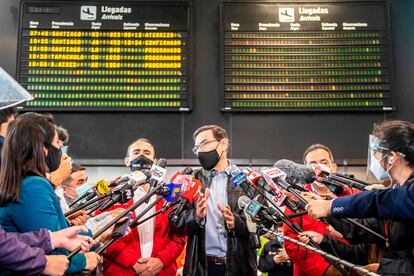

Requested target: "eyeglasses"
[{"left": 192, "top": 140, "right": 219, "bottom": 154}]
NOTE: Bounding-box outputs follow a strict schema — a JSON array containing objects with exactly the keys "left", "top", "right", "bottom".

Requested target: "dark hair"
[
  {"left": 193, "top": 125, "right": 228, "bottom": 141},
  {"left": 71, "top": 163, "right": 85, "bottom": 174},
  {"left": 0, "top": 106, "right": 18, "bottom": 125},
  {"left": 0, "top": 113, "right": 55, "bottom": 205},
  {"left": 62, "top": 163, "right": 86, "bottom": 187},
  {"left": 56, "top": 126, "right": 69, "bottom": 144},
  {"left": 303, "top": 143, "right": 334, "bottom": 164},
  {"left": 126, "top": 138, "right": 156, "bottom": 157},
  {"left": 373, "top": 120, "right": 414, "bottom": 167}
]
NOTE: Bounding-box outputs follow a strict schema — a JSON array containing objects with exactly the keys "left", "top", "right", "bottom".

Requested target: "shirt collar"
[{"left": 210, "top": 162, "right": 232, "bottom": 177}]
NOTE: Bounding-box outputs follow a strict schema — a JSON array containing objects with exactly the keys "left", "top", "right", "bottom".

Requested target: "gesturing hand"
[
  {"left": 51, "top": 225, "right": 94, "bottom": 251},
  {"left": 218, "top": 203, "right": 235, "bottom": 230},
  {"left": 196, "top": 188, "right": 210, "bottom": 222}
]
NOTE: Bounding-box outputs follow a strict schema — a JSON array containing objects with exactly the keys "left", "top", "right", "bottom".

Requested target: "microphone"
[
  {"left": 170, "top": 167, "right": 194, "bottom": 191},
  {"left": 228, "top": 165, "right": 258, "bottom": 199},
  {"left": 147, "top": 158, "right": 168, "bottom": 193},
  {"left": 243, "top": 168, "right": 288, "bottom": 206},
  {"left": 273, "top": 159, "right": 313, "bottom": 188},
  {"left": 99, "top": 183, "right": 135, "bottom": 211},
  {"left": 168, "top": 179, "right": 201, "bottom": 224},
  {"left": 238, "top": 196, "right": 261, "bottom": 249},
  {"left": 237, "top": 195, "right": 277, "bottom": 232},
  {"left": 163, "top": 183, "right": 183, "bottom": 203},
  {"left": 69, "top": 178, "right": 109, "bottom": 208},
  {"left": 109, "top": 170, "right": 150, "bottom": 188},
  {"left": 98, "top": 171, "right": 151, "bottom": 211},
  {"left": 274, "top": 159, "right": 344, "bottom": 195},
  {"left": 244, "top": 168, "right": 302, "bottom": 212},
  {"left": 261, "top": 167, "right": 309, "bottom": 210}
]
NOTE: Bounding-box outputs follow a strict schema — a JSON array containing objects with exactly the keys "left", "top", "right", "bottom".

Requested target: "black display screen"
[
  {"left": 221, "top": 1, "right": 393, "bottom": 112},
  {"left": 17, "top": 1, "right": 192, "bottom": 111}
]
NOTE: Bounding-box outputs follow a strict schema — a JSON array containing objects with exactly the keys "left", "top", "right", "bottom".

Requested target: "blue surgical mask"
[
  {"left": 75, "top": 182, "right": 92, "bottom": 198},
  {"left": 369, "top": 154, "right": 390, "bottom": 181}
]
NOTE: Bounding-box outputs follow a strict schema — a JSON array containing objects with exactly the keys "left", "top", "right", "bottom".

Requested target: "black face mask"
[
  {"left": 46, "top": 145, "right": 62, "bottom": 172},
  {"left": 197, "top": 142, "right": 221, "bottom": 171},
  {"left": 129, "top": 155, "right": 153, "bottom": 172}
]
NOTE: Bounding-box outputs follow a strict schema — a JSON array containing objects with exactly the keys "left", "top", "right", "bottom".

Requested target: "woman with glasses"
[{"left": 306, "top": 120, "right": 414, "bottom": 275}]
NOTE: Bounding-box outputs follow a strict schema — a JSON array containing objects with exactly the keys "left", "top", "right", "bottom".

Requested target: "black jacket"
[
  {"left": 318, "top": 233, "right": 370, "bottom": 265},
  {"left": 327, "top": 175, "right": 414, "bottom": 275},
  {"left": 258, "top": 239, "right": 293, "bottom": 276},
  {"left": 169, "top": 168, "right": 257, "bottom": 276}
]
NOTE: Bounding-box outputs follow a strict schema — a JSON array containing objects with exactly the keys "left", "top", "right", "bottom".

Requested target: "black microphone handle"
[
  {"left": 330, "top": 175, "right": 367, "bottom": 191},
  {"left": 334, "top": 172, "right": 370, "bottom": 186},
  {"left": 96, "top": 196, "right": 164, "bottom": 255},
  {"left": 68, "top": 183, "right": 164, "bottom": 259},
  {"left": 137, "top": 201, "right": 178, "bottom": 226},
  {"left": 248, "top": 183, "right": 348, "bottom": 275},
  {"left": 129, "top": 195, "right": 164, "bottom": 228},
  {"left": 65, "top": 192, "right": 110, "bottom": 217},
  {"left": 69, "top": 191, "right": 95, "bottom": 208},
  {"left": 96, "top": 199, "right": 176, "bottom": 255},
  {"left": 86, "top": 201, "right": 107, "bottom": 216}
]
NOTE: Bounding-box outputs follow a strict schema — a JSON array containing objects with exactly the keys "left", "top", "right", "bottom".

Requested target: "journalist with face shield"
[{"left": 306, "top": 120, "right": 414, "bottom": 275}]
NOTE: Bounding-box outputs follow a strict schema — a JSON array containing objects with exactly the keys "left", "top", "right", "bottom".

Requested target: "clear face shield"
[{"left": 367, "top": 135, "right": 391, "bottom": 181}]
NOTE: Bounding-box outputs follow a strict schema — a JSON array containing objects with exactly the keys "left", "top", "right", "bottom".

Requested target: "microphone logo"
[
  {"left": 231, "top": 172, "right": 247, "bottom": 188},
  {"left": 150, "top": 165, "right": 167, "bottom": 182}
]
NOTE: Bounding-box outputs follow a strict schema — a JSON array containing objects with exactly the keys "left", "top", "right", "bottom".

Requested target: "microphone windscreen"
[{"left": 274, "top": 159, "right": 313, "bottom": 188}]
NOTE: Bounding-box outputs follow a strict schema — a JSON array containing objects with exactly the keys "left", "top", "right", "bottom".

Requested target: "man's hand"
[
  {"left": 305, "top": 200, "right": 332, "bottom": 220},
  {"left": 50, "top": 154, "right": 72, "bottom": 186},
  {"left": 96, "top": 214, "right": 131, "bottom": 243},
  {"left": 195, "top": 188, "right": 209, "bottom": 222},
  {"left": 51, "top": 225, "right": 94, "bottom": 251},
  {"left": 361, "top": 263, "right": 379, "bottom": 273},
  {"left": 84, "top": 252, "right": 101, "bottom": 271},
  {"left": 298, "top": 231, "right": 324, "bottom": 245},
  {"left": 301, "top": 192, "right": 324, "bottom": 202},
  {"left": 273, "top": 252, "right": 290, "bottom": 264},
  {"left": 217, "top": 203, "right": 235, "bottom": 230},
  {"left": 42, "top": 255, "right": 69, "bottom": 275},
  {"left": 134, "top": 257, "right": 164, "bottom": 275},
  {"left": 110, "top": 208, "right": 125, "bottom": 218},
  {"left": 67, "top": 210, "right": 89, "bottom": 226}
]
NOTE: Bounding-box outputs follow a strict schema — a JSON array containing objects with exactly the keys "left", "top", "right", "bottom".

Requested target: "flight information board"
[
  {"left": 17, "top": 1, "right": 192, "bottom": 111},
  {"left": 221, "top": 1, "right": 393, "bottom": 112}
]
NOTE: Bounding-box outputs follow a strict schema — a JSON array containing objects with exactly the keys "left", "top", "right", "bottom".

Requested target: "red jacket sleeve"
[
  {"left": 283, "top": 209, "right": 330, "bottom": 276},
  {"left": 104, "top": 228, "right": 140, "bottom": 269},
  {"left": 154, "top": 232, "right": 186, "bottom": 268}
]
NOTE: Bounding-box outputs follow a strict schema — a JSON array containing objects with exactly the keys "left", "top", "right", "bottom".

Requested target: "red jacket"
[
  {"left": 283, "top": 184, "right": 358, "bottom": 276},
  {"left": 100, "top": 197, "right": 186, "bottom": 276}
]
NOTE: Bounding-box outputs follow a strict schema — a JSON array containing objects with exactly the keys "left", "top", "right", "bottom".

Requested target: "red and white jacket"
[{"left": 100, "top": 196, "right": 186, "bottom": 276}]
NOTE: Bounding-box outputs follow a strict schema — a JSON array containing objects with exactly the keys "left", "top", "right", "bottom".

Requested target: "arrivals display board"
[
  {"left": 221, "top": 1, "right": 393, "bottom": 111},
  {"left": 17, "top": 1, "right": 192, "bottom": 111}
]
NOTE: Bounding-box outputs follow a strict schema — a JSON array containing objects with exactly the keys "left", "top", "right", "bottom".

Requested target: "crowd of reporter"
[{"left": 0, "top": 105, "right": 413, "bottom": 275}]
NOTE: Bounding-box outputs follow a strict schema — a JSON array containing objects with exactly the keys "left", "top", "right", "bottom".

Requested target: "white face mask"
[{"left": 308, "top": 163, "right": 331, "bottom": 187}]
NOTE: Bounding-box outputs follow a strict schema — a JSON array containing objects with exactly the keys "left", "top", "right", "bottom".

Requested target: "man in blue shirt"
[{"left": 170, "top": 125, "right": 256, "bottom": 276}]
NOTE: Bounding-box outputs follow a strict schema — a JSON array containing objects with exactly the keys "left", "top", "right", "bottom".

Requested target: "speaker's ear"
[{"left": 388, "top": 156, "right": 394, "bottom": 164}]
